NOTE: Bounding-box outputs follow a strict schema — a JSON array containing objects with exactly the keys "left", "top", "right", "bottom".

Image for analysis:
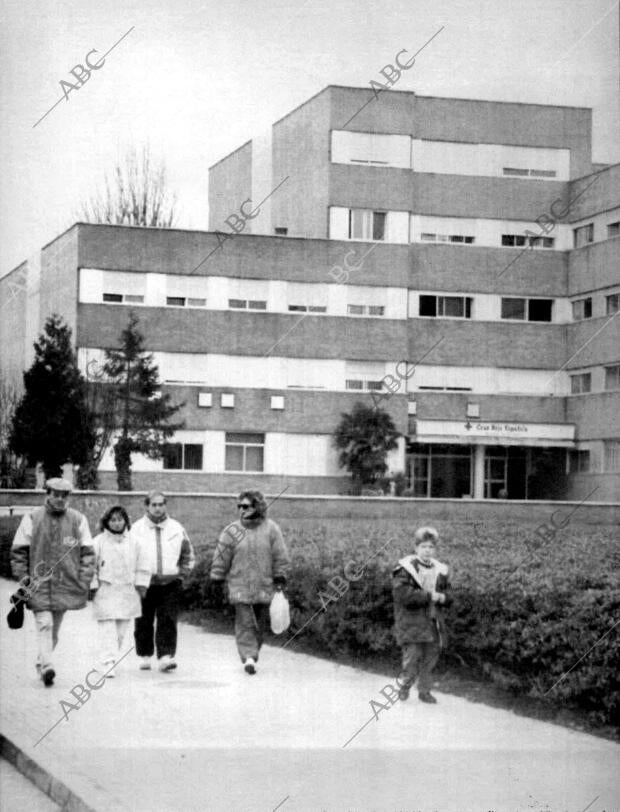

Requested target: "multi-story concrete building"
[{"left": 2, "top": 85, "right": 619, "bottom": 499}]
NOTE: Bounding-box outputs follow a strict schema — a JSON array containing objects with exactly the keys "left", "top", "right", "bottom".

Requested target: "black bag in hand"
[{"left": 6, "top": 592, "right": 25, "bottom": 630}]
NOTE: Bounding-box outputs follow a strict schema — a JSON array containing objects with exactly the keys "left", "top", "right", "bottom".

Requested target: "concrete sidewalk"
[{"left": 1, "top": 577, "right": 618, "bottom": 812}]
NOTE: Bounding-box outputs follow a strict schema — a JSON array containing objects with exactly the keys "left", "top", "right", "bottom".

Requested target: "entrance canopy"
[{"left": 414, "top": 420, "right": 575, "bottom": 448}]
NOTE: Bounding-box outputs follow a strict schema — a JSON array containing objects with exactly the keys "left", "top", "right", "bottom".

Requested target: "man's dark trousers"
[{"left": 135, "top": 581, "right": 181, "bottom": 658}]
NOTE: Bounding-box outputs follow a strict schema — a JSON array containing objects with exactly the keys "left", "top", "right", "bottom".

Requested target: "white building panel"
[
  {"left": 410, "top": 216, "right": 571, "bottom": 249},
  {"left": 166, "top": 274, "right": 209, "bottom": 300},
  {"left": 331, "top": 130, "right": 411, "bottom": 168},
  {"left": 79, "top": 268, "right": 103, "bottom": 303},
  {"left": 386, "top": 211, "right": 409, "bottom": 243},
  {"left": 146, "top": 273, "right": 167, "bottom": 306},
  {"left": 412, "top": 140, "right": 570, "bottom": 180},
  {"left": 329, "top": 207, "right": 350, "bottom": 240},
  {"left": 407, "top": 365, "right": 568, "bottom": 396},
  {"left": 266, "top": 433, "right": 341, "bottom": 476}
]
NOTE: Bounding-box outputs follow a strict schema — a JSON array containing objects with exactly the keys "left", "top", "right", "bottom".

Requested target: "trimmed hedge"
[{"left": 184, "top": 518, "right": 620, "bottom": 727}]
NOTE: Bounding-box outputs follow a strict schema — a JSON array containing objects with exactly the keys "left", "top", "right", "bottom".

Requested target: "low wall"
[{"left": 1, "top": 490, "right": 618, "bottom": 543}]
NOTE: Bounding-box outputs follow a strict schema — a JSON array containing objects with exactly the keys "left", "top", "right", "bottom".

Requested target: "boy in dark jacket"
[{"left": 392, "top": 526, "right": 452, "bottom": 703}]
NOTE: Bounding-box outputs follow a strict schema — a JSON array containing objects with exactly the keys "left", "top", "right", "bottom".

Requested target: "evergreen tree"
[
  {"left": 103, "top": 312, "right": 183, "bottom": 490},
  {"left": 333, "top": 402, "right": 400, "bottom": 494},
  {"left": 9, "top": 315, "right": 95, "bottom": 480}
]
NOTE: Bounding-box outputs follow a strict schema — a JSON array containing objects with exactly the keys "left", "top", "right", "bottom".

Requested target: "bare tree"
[{"left": 78, "top": 145, "right": 177, "bottom": 228}]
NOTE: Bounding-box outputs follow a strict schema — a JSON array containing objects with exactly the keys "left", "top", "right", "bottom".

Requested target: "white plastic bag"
[{"left": 269, "top": 590, "right": 290, "bottom": 634}]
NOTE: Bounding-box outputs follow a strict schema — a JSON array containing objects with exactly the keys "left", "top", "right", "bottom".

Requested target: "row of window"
[
  {"left": 419, "top": 295, "right": 553, "bottom": 322},
  {"left": 162, "top": 435, "right": 620, "bottom": 475},
  {"left": 101, "top": 294, "right": 384, "bottom": 317},
  {"left": 163, "top": 434, "right": 265, "bottom": 472},
  {"left": 347, "top": 209, "right": 559, "bottom": 248},
  {"left": 100, "top": 288, "right": 619, "bottom": 325},
  {"left": 570, "top": 366, "right": 620, "bottom": 394},
  {"left": 574, "top": 221, "right": 620, "bottom": 248},
  {"left": 572, "top": 293, "right": 619, "bottom": 320},
  {"left": 569, "top": 443, "right": 620, "bottom": 474}
]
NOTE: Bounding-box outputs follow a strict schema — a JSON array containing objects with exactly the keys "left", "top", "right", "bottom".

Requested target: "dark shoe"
[
  {"left": 244, "top": 657, "right": 257, "bottom": 675},
  {"left": 398, "top": 685, "right": 410, "bottom": 701},
  {"left": 41, "top": 668, "right": 55, "bottom": 687},
  {"left": 418, "top": 691, "right": 437, "bottom": 704}
]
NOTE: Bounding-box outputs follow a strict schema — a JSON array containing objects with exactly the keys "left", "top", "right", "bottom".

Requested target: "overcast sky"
[{"left": 1, "top": 0, "right": 618, "bottom": 276}]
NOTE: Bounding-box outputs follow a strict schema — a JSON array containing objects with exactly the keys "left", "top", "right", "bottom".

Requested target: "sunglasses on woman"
[{"left": 237, "top": 503, "right": 252, "bottom": 510}]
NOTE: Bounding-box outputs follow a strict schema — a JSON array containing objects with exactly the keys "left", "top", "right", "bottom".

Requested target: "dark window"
[
  {"left": 605, "top": 365, "right": 620, "bottom": 390},
  {"left": 503, "top": 167, "right": 529, "bottom": 176},
  {"left": 103, "top": 293, "right": 123, "bottom": 303},
  {"left": 248, "top": 300, "right": 267, "bottom": 310},
  {"left": 347, "top": 305, "right": 365, "bottom": 315},
  {"left": 345, "top": 380, "right": 364, "bottom": 390},
  {"left": 502, "top": 234, "right": 526, "bottom": 247},
  {"left": 166, "top": 297, "right": 185, "bottom": 307},
  {"left": 607, "top": 222, "right": 620, "bottom": 238},
  {"left": 309, "top": 305, "right": 327, "bottom": 313},
  {"left": 419, "top": 295, "right": 437, "bottom": 317},
  {"left": 275, "top": 227, "right": 288, "bottom": 235},
  {"left": 573, "top": 223, "right": 594, "bottom": 248},
  {"left": 606, "top": 294, "right": 620, "bottom": 314},
  {"left": 368, "top": 305, "right": 385, "bottom": 316},
  {"left": 568, "top": 449, "right": 590, "bottom": 473},
  {"left": 501, "top": 298, "right": 526, "bottom": 320},
  {"left": 288, "top": 305, "right": 307, "bottom": 312},
  {"left": 163, "top": 443, "right": 183, "bottom": 469},
  {"left": 570, "top": 373, "right": 591, "bottom": 394},
  {"left": 372, "top": 212, "right": 386, "bottom": 241},
  {"left": 163, "top": 443, "right": 202, "bottom": 470},
  {"left": 528, "top": 299, "right": 552, "bottom": 322},
  {"left": 229, "top": 299, "right": 246, "bottom": 308},
  {"left": 183, "top": 444, "right": 203, "bottom": 470},
  {"left": 572, "top": 298, "right": 592, "bottom": 320}
]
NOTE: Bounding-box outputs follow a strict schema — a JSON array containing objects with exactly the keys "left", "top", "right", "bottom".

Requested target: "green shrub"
[{"left": 184, "top": 518, "right": 620, "bottom": 727}]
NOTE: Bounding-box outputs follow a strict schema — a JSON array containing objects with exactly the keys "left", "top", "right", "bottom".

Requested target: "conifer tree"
[
  {"left": 10, "top": 315, "right": 95, "bottom": 480},
  {"left": 103, "top": 312, "right": 183, "bottom": 490}
]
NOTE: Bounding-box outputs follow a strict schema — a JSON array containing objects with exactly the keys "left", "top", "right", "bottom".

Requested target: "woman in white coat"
[{"left": 90, "top": 506, "right": 151, "bottom": 676}]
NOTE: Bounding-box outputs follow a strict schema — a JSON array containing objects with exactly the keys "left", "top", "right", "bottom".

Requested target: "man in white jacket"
[{"left": 131, "top": 491, "right": 195, "bottom": 672}]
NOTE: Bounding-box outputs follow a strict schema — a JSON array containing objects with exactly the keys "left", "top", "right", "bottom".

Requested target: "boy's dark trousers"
[
  {"left": 234, "top": 603, "right": 269, "bottom": 663},
  {"left": 399, "top": 628, "right": 440, "bottom": 693},
  {"left": 135, "top": 581, "right": 181, "bottom": 658}
]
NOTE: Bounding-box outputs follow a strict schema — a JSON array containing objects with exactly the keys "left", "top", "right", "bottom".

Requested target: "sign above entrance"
[{"left": 415, "top": 419, "right": 575, "bottom": 447}]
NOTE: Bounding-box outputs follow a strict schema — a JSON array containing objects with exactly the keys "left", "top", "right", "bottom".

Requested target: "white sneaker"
[
  {"left": 139, "top": 657, "right": 152, "bottom": 671},
  {"left": 244, "top": 657, "right": 257, "bottom": 675},
  {"left": 158, "top": 655, "right": 177, "bottom": 672}
]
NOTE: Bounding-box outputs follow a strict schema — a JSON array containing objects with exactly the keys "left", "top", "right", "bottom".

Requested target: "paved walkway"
[
  {"left": 1, "top": 578, "right": 618, "bottom": 812},
  {"left": 0, "top": 758, "right": 60, "bottom": 810}
]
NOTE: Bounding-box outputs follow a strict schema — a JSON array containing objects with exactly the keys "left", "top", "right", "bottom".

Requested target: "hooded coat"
[
  {"left": 210, "top": 517, "right": 290, "bottom": 605},
  {"left": 11, "top": 504, "right": 95, "bottom": 612},
  {"left": 392, "top": 555, "right": 452, "bottom": 647}
]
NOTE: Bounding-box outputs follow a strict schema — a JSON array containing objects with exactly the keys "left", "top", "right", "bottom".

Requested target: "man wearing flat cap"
[{"left": 11, "top": 478, "right": 95, "bottom": 686}]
